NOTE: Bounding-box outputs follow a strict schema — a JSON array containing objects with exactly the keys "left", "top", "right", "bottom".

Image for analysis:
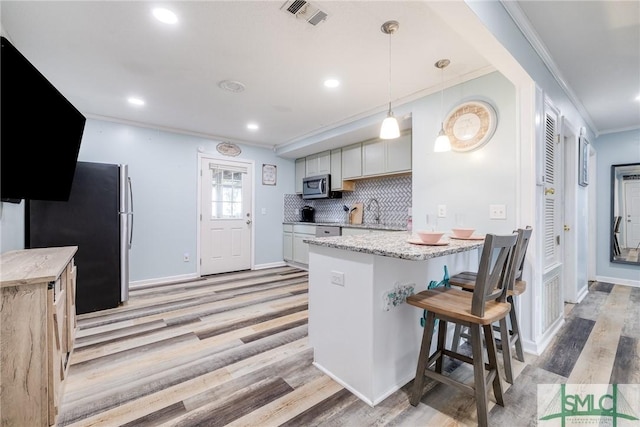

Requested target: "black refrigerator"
[{"left": 26, "top": 161, "right": 133, "bottom": 314}]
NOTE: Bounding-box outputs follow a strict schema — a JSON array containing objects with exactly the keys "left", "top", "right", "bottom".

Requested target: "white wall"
[
  {"left": 592, "top": 129, "right": 640, "bottom": 286},
  {"left": 1, "top": 119, "right": 295, "bottom": 283},
  {"left": 411, "top": 71, "right": 517, "bottom": 235}
]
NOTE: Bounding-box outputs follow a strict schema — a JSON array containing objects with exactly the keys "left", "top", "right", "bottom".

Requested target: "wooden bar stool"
[
  {"left": 407, "top": 233, "right": 518, "bottom": 427},
  {"left": 450, "top": 226, "right": 532, "bottom": 384}
]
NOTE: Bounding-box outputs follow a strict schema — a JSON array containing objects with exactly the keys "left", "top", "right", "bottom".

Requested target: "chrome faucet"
[{"left": 367, "top": 198, "right": 380, "bottom": 224}]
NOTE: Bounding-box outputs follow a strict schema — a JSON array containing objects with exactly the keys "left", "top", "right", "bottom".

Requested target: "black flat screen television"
[{"left": 1, "top": 36, "right": 86, "bottom": 203}]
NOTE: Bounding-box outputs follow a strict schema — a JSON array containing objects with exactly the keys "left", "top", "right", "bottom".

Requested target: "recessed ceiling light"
[
  {"left": 247, "top": 123, "right": 259, "bottom": 131},
  {"left": 152, "top": 8, "right": 178, "bottom": 24},
  {"left": 127, "top": 97, "right": 145, "bottom": 106},
  {"left": 324, "top": 79, "right": 340, "bottom": 88},
  {"left": 636, "top": 94, "right": 640, "bottom": 101}
]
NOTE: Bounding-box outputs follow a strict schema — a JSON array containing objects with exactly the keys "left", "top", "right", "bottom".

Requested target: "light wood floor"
[{"left": 58, "top": 268, "right": 640, "bottom": 426}]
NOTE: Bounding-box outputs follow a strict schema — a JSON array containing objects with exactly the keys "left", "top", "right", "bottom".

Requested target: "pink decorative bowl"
[
  {"left": 416, "top": 230, "right": 445, "bottom": 244},
  {"left": 452, "top": 228, "right": 475, "bottom": 238}
]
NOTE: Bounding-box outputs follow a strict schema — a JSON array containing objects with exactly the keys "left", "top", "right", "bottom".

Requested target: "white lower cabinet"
[
  {"left": 284, "top": 224, "right": 315, "bottom": 265},
  {"left": 283, "top": 224, "right": 293, "bottom": 261}
]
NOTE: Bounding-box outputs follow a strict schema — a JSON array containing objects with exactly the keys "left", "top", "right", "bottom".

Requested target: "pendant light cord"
[
  {"left": 440, "top": 66, "right": 444, "bottom": 127},
  {"left": 388, "top": 30, "right": 392, "bottom": 115}
]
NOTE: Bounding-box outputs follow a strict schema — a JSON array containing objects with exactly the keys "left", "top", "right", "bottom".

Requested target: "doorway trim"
[{"left": 196, "top": 151, "right": 255, "bottom": 277}]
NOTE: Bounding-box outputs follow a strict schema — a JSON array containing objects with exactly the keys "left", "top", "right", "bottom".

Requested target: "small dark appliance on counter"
[{"left": 301, "top": 205, "right": 315, "bottom": 222}]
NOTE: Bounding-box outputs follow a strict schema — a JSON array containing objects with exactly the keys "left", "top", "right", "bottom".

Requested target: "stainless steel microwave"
[{"left": 302, "top": 174, "right": 341, "bottom": 199}]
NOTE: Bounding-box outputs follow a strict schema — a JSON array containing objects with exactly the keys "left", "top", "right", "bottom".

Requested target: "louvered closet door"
[{"left": 541, "top": 103, "right": 563, "bottom": 332}]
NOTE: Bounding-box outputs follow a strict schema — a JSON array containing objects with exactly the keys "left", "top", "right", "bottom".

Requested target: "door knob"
[
  {"left": 246, "top": 219, "right": 252, "bottom": 225},
  {"left": 564, "top": 225, "right": 570, "bottom": 231},
  {"left": 545, "top": 187, "right": 555, "bottom": 195}
]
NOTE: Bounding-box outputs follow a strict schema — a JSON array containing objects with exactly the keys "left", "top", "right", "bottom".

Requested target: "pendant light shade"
[
  {"left": 380, "top": 20, "right": 400, "bottom": 140},
  {"left": 380, "top": 113, "right": 400, "bottom": 139},
  {"left": 434, "top": 127, "right": 451, "bottom": 152},
  {"left": 434, "top": 59, "right": 451, "bottom": 152}
]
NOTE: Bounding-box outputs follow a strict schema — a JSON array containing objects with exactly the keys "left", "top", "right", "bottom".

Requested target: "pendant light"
[
  {"left": 380, "top": 20, "right": 400, "bottom": 140},
  {"left": 434, "top": 59, "right": 451, "bottom": 152}
]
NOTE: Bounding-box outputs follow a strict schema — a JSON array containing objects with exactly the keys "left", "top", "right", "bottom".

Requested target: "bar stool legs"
[{"left": 409, "top": 313, "right": 505, "bottom": 427}]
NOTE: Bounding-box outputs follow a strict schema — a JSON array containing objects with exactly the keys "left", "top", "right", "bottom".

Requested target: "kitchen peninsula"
[{"left": 305, "top": 232, "right": 483, "bottom": 406}]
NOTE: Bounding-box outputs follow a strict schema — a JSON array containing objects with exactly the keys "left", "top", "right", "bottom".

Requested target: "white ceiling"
[
  {"left": 514, "top": 0, "right": 640, "bottom": 135},
  {"left": 1, "top": 1, "right": 638, "bottom": 157}
]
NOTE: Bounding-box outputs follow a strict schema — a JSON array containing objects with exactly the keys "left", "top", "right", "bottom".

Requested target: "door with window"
[{"left": 200, "top": 157, "right": 252, "bottom": 275}]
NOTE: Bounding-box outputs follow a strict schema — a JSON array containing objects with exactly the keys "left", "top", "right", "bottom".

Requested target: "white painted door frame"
[
  {"left": 196, "top": 152, "right": 255, "bottom": 276},
  {"left": 560, "top": 117, "right": 584, "bottom": 303}
]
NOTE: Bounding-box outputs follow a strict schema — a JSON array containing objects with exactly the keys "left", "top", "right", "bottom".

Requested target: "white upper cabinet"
[
  {"left": 362, "top": 139, "right": 385, "bottom": 176},
  {"left": 341, "top": 143, "right": 363, "bottom": 179},
  {"left": 385, "top": 132, "right": 412, "bottom": 173},
  {"left": 330, "top": 149, "right": 343, "bottom": 190},
  {"left": 295, "top": 131, "right": 411, "bottom": 190},
  {"left": 305, "top": 151, "right": 331, "bottom": 177},
  {"left": 364, "top": 133, "right": 411, "bottom": 175},
  {"left": 295, "top": 158, "right": 305, "bottom": 194}
]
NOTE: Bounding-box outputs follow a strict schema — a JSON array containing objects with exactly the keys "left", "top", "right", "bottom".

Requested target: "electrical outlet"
[
  {"left": 330, "top": 271, "right": 344, "bottom": 286},
  {"left": 437, "top": 205, "right": 447, "bottom": 218},
  {"left": 183, "top": 252, "right": 190, "bottom": 262},
  {"left": 489, "top": 204, "right": 507, "bottom": 219}
]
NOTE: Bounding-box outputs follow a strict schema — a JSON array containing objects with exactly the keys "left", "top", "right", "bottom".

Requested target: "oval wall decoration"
[{"left": 216, "top": 142, "right": 241, "bottom": 157}]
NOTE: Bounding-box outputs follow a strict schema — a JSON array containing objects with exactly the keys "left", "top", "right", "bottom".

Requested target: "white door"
[
  {"left": 624, "top": 180, "right": 640, "bottom": 249},
  {"left": 541, "top": 101, "right": 564, "bottom": 331},
  {"left": 200, "top": 156, "right": 253, "bottom": 275}
]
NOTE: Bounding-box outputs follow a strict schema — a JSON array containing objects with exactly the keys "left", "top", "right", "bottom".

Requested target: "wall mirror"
[{"left": 611, "top": 163, "right": 640, "bottom": 265}]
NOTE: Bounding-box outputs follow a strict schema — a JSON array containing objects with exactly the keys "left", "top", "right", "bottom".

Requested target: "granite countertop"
[
  {"left": 283, "top": 221, "right": 406, "bottom": 231},
  {"left": 303, "top": 232, "right": 484, "bottom": 261}
]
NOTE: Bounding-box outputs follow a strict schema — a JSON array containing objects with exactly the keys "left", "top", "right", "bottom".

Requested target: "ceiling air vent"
[{"left": 281, "top": 0, "right": 328, "bottom": 26}]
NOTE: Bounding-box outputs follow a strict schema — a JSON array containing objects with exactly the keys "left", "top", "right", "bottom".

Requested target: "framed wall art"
[
  {"left": 579, "top": 136, "right": 589, "bottom": 186},
  {"left": 262, "top": 164, "right": 277, "bottom": 185}
]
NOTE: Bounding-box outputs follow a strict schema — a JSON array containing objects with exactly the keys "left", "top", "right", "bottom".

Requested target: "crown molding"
[{"left": 500, "top": 1, "right": 599, "bottom": 137}]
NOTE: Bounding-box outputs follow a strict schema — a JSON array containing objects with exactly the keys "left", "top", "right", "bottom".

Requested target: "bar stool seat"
[
  {"left": 449, "top": 227, "right": 532, "bottom": 384},
  {"left": 407, "top": 233, "right": 518, "bottom": 427}
]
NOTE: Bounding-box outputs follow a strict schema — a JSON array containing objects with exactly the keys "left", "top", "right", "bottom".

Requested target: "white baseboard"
[
  {"left": 574, "top": 285, "right": 589, "bottom": 303},
  {"left": 129, "top": 272, "right": 199, "bottom": 289},
  {"left": 129, "top": 262, "right": 294, "bottom": 289},
  {"left": 595, "top": 275, "right": 640, "bottom": 288},
  {"left": 253, "top": 261, "right": 288, "bottom": 270},
  {"left": 522, "top": 316, "right": 565, "bottom": 356}
]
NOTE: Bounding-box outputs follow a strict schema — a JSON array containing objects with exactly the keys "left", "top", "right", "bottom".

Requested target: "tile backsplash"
[{"left": 283, "top": 175, "right": 412, "bottom": 226}]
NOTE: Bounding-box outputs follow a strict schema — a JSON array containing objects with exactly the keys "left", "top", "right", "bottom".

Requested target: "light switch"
[{"left": 261, "top": 208, "right": 267, "bottom": 215}]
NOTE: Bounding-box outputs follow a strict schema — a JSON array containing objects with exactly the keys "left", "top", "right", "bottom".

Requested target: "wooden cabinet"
[
  {"left": 341, "top": 143, "right": 363, "bottom": 179},
  {"left": 1, "top": 246, "right": 78, "bottom": 427},
  {"left": 295, "top": 158, "right": 305, "bottom": 194},
  {"left": 305, "top": 151, "right": 331, "bottom": 177}
]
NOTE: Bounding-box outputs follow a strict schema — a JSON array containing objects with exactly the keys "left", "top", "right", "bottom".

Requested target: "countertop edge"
[
  {"left": 305, "top": 234, "right": 483, "bottom": 261},
  {"left": 283, "top": 221, "right": 405, "bottom": 232}
]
